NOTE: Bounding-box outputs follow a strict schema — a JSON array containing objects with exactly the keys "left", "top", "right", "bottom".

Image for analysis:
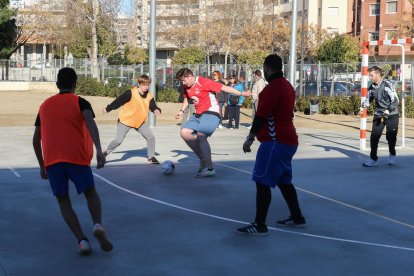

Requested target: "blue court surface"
[{"left": 1, "top": 124, "right": 414, "bottom": 275}]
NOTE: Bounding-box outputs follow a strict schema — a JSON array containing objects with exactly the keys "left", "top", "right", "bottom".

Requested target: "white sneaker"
[
  {"left": 196, "top": 168, "right": 216, "bottom": 178},
  {"left": 363, "top": 158, "right": 379, "bottom": 167},
  {"left": 388, "top": 155, "right": 396, "bottom": 165},
  {"left": 218, "top": 124, "right": 223, "bottom": 129}
]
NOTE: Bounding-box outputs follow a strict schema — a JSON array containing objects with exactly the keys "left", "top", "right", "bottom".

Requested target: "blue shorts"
[
  {"left": 46, "top": 162, "right": 95, "bottom": 197},
  {"left": 183, "top": 113, "right": 220, "bottom": 136},
  {"left": 252, "top": 141, "right": 297, "bottom": 188}
]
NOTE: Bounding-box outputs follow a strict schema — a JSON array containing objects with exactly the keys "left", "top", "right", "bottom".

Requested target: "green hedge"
[
  {"left": 295, "top": 94, "right": 414, "bottom": 118},
  {"left": 76, "top": 76, "right": 130, "bottom": 98},
  {"left": 156, "top": 88, "right": 180, "bottom": 103}
]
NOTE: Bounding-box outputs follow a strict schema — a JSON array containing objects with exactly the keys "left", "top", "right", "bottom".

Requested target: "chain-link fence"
[{"left": 1, "top": 59, "right": 412, "bottom": 96}]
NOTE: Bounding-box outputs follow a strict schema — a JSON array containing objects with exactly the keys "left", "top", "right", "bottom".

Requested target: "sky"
[{"left": 119, "top": 0, "right": 135, "bottom": 17}]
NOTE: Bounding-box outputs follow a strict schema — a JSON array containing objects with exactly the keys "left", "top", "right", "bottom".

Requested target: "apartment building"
[{"left": 354, "top": 0, "right": 414, "bottom": 62}]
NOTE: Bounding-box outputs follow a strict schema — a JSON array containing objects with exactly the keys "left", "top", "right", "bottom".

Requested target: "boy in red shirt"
[
  {"left": 175, "top": 68, "right": 250, "bottom": 177},
  {"left": 237, "top": 55, "right": 306, "bottom": 235},
  {"left": 33, "top": 68, "right": 113, "bottom": 254}
]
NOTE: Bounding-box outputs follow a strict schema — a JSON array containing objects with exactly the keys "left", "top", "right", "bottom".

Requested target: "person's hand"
[
  {"left": 381, "top": 110, "right": 390, "bottom": 122},
  {"left": 40, "top": 167, "right": 48, "bottom": 179},
  {"left": 96, "top": 151, "right": 106, "bottom": 169},
  {"left": 191, "top": 96, "right": 199, "bottom": 104},
  {"left": 243, "top": 90, "right": 252, "bottom": 97},
  {"left": 102, "top": 107, "right": 107, "bottom": 114},
  {"left": 175, "top": 110, "right": 183, "bottom": 120},
  {"left": 243, "top": 137, "right": 254, "bottom": 153},
  {"left": 154, "top": 109, "right": 161, "bottom": 116}
]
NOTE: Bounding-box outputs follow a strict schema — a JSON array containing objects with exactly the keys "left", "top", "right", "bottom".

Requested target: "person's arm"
[
  {"left": 221, "top": 85, "right": 251, "bottom": 97},
  {"left": 32, "top": 125, "right": 47, "bottom": 179},
  {"left": 175, "top": 97, "right": 189, "bottom": 119},
  {"left": 103, "top": 90, "right": 132, "bottom": 113},
  {"left": 82, "top": 109, "right": 105, "bottom": 169},
  {"left": 149, "top": 98, "right": 161, "bottom": 113},
  {"left": 385, "top": 82, "right": 399, "bottom": 113}
]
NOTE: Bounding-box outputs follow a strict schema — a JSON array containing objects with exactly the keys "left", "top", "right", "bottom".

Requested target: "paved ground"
[
  {"left": 1, "top": 90, "right": 414, "bottom": 275},
  {"left": 1, "top": 120, "right": 414, "bottom": 275}
]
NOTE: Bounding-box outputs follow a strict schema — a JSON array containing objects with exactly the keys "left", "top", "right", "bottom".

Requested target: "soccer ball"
[{"left": 161, "top": 160, "right": 175, "bottom": 175}]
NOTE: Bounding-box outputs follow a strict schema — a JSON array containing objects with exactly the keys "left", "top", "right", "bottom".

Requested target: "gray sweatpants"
[{"left": 105, "top": 122, "right": 155, "bottom": 158}]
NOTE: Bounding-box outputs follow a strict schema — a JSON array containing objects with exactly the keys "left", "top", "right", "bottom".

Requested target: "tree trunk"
[{"left": 91, "top": 0, "right": 100, "bottom": 81}]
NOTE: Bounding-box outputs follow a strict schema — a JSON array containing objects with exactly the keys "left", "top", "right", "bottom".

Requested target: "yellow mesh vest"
[{"left": 118, "top": 87, "right": 153, "bottom": 128}]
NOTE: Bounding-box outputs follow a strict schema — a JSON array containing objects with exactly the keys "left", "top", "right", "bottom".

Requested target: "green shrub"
[
  {"left": 156, "top": 87, "right": 180, "bottom": 103},
  {"left": 76, "top": 76, "right": 130, "bottom": 98},
  {"left": 76, "top": 76, "right": 104, "bottom": 96}
]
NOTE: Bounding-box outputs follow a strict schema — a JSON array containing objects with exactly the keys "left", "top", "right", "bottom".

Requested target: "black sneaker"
[
  {"left": 276, "top": 216, "right": 306, "bottom": 227},
  {"left": 236, "top": 223, "right": 268, "bottom": 236},
  {"left": 148, "top": 157, "right": 160, "bottom": 164}
]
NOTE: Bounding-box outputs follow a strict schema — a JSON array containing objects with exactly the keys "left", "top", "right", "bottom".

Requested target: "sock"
[
  {"left": 278, "top": 183, "right": 303, "bottom": 220},
  {"left": 254, "top": 182, "right": 271, "bottom": 226}
]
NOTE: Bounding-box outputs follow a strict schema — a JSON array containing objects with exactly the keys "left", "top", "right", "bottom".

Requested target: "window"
[
  {"left": 369, "top": 31, "right": 379, "bottom": 41},
  {"left": 385, "top": 30, "right": 397, "bottom": 40},
  {"left": 327, "top": 27, "right": 339, "bottom": 33},
  {"left": 370, "top": 3, "right": 380, "bottom": 16},
  {"left": 327, "top": 7, "right": 339, "bottom": 16},
  {"left": 386, "top": 1, "right": 397, "bottom": 13}
]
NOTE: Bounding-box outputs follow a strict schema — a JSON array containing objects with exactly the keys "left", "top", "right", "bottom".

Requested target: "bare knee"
[{"left": 181, "top": 128, "right": 195, "bottom": 140}]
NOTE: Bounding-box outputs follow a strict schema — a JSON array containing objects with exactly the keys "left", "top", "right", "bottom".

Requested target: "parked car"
[{"left": 295, "top": 81, "right": 353, "bottom": 97}]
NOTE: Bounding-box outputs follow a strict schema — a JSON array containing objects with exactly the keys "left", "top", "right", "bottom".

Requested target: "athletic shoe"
[
  {"left": 276, "top": 216, "right": 306, "bottom": 228},
  {"left": 79, "top": 239, "right": 91, "bottom": 255},
  {"left": 196, "top": 168, "right": 216, "bottom": 178},
  {"left": 148, "top": 157, "right": 160, "bottom": 164},
  {"left": 236, "top": 223, "right": 268, "bottom": 236},
  {"left": 362, "top": 158, "right": 379, "bottom": 167},
  {"left": 388, "top": 155, "right": 396, "bottom": 165},
  {"left": 218, "top": 124, "right": 223, "bottom": 129},
  {"left": 197, "top": 167, "right": 204, "bottom": 174},
  {"left": 93, "top": 224, "right": 113, "bottom": 252}
]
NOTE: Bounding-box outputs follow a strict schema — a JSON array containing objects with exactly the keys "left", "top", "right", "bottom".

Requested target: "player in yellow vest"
[{"left": 103, "top": 75, "right": 161, "bottom": 164}]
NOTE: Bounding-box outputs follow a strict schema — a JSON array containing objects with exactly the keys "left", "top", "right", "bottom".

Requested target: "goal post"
[{"left": 359, "top": 38, "right": 411, "bottom": 150}]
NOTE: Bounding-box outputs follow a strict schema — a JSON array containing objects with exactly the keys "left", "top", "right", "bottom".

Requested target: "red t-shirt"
[
  {"left": 184, "top": 76, "right": 223, "bottom": 114},
  {"left": 255, "top": 76, "right": 298, "bottom": 145}
]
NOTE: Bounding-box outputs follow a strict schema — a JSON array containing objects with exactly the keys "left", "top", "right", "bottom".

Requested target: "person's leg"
[
  {"left": 105, "top": 122, "right": 131, "bottom": 155},
  {"left": 223, "top": 104, "right": 229, "bottom": 120},
  {"left": 196, "top": 133, "right": 213, "bottom": 169},
  {"left": 254, "top": 182, "right": 272, "bottom": 226},
  {"left": 277, "top": 183, "right": 304, "bottom": 221},
  {"left": 385, "top": 114, "right": 399, "bottom": 156},
  {"left": 56, "top": 195, "right": 87, "bottom": 241},
  {"left": 370, "top": 118, "right": 386, "bottom": 161},
  {"left": 234, "top": 105, "right": 240, "bottom": 129},
  {"left": 218, "top": 102, "right": 224, "bottom": 124},
  {"left": 181, "top": 128, "right": 205, "bottom": 168},
  {"left": 228, "top": 105, "right": 235, "bottom": 128},
  {"left": 137, "top": 123, "right": 156, "bottom": 159},
  {"left": 84, "top": 188, "right": 102, "bottom": 225}
]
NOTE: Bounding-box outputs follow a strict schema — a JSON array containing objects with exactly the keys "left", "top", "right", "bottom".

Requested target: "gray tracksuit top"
[{"left": 366, "top": 79, "right": 399, "bottom": 118}]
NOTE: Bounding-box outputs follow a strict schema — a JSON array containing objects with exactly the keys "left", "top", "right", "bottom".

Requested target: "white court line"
[
  {"left": 7, "top": 167, "right": 21, "bottom": 178},
  {"left": 93, "top": 172, "right": 414, "bottom": 252},
  {"left": 214, "top": 161, "right": 414, "bottom": 229}
]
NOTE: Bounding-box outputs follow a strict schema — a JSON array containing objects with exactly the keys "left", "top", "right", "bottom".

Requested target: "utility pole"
[
  {"left": 148, "top": 0, "right": 156, "bottom": 127},
  {"left": 271, "top": 0, "right": 275, "bottom": 53},
  {"left": 299, "top": 0, "right": 305, "bottom": 97},
  {"left": 288, "top": 0, "right": 298, "bottom": 86}
]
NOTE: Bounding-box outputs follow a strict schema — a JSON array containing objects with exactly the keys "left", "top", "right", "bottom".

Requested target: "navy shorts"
[
  {"left": 183, "top": 113, "right": 220, "bottom": 136},
  {"left": 46, "top": 162, "right": 95, "bottom": 197},
  {"left": 252, "top": 141, "right": 297, "bottom": 188}
]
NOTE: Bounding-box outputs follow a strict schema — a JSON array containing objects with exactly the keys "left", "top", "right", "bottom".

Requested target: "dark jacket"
[{"left": 367, "top": 79, "right": 399, "bottom": 117}]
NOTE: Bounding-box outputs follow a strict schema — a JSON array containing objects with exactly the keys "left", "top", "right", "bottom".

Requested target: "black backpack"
[{"left": 229, "top": 94, "right": 239, "bottom": 105}]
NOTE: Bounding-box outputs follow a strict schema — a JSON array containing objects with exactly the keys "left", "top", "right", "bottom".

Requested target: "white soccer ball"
[{"left": 161, "top": 160, "right": 175, "bottom": 175}]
